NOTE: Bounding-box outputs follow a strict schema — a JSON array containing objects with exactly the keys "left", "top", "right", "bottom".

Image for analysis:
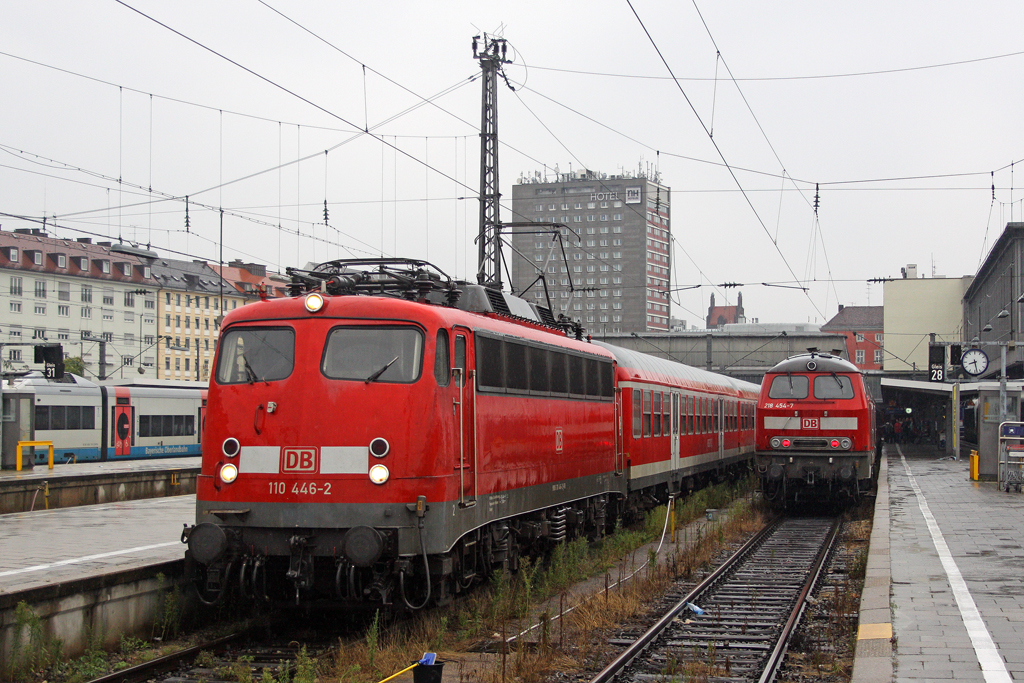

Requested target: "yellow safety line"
[{"left": 857, "top": 622, "right": 892, "bottom": 640}]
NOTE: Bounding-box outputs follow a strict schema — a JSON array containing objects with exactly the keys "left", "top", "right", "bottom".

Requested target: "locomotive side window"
[
  {"left": 568, "top": 355, "right": 585, "bottom": 397},
  {"left": 217, "top": 328, "right": 295, "bottom": 384},
  {"left": 506, "top": 342, "right": 529, "bottom": 391},
  {"left": 454, "top": 335, "right": 466, "bottom": 388},
  {"left": 528, "top": 347, "right": 550, "bottom": 392},
  {"left": 434, "top": 330, "right": 450, "bottom": 387},
  {"left": 477, "top": 337, "right": 504, "bottom": 390},
  {"left": 767, "top": 374, "right": 809, "bottom": 400},
  {"left": 813, "top": 375, "right": 855, "bottom": 399},
  {"left": 632, "top": 389, "right": 641, "bottom": 438},
  {"left": 550, "top": 352, "right": 568, "bottom": 394}
]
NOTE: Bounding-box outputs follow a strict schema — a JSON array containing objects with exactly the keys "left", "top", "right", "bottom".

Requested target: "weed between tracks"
[{"left": 328, "top": 477, "right": 762, "bottom": 683}]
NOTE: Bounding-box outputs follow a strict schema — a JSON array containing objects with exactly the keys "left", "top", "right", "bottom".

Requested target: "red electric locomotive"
[
  {"left": 754, "top": 351, "right": 878, "bottom": 506},
  {"left": 183, "top": 259, "right": 758, "bottom": 609}
]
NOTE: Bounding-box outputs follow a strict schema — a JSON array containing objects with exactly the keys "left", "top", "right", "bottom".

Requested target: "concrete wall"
[
  {"left": 0, "top": 468, "right": 197, "bottom": 514},
  {"left": 0, "top": 561, "right": 193, "bottom": 673},
  {"left": 883, "top": 277, "right": 973, "bottom": 374}
]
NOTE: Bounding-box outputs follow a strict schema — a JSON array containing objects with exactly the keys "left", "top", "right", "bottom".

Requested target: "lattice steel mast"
[{"left": 473, "top": 34, "right": 510, "bottom": 288}]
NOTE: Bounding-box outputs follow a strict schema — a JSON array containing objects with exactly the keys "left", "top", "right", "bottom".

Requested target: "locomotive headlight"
[
  {"left": 304, "top": 292, "right": 325, "bottom": 313},
  {"left": 770, "top": 437, "right": 781, "bottom": 449},
  {"left": 219, "top": 463, "right": 239, "bottom": 484},
  {"left": 369, "top": 438, "right": 390, "bottom": 458},
  {"left": 368, "top": 464, "right": 390, "bottom": 485},
  {"left": 841, "top": 438, "right": 852, "bottom": 450},
  {"left": 222, "top": 437, "right": 240, "bottom": 458}
]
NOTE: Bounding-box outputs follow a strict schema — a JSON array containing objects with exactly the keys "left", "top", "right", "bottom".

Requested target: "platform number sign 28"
[{"left": 928, "top": 344, "right": 945, "bottom": 383}]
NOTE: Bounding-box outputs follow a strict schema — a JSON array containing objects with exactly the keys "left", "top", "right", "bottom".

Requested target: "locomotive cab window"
[
  {"left": 216, "top": 328, "right": 295, "bottom": 384},
  {"left": 434, "top": 330, "right": 450, "bottom": 387},
  {"left": 813, "top": 374, "right": 855, "bottom": 400},
  {"left": 767, "top": 374, "right": 809, "bottom": 400},
  {"left": 322, "top": 326, "right": 424, "bottom": 383}
]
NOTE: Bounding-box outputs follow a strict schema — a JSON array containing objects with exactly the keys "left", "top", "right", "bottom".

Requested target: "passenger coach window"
[
  {"left": 767, "top": 375, "right": 809, "bottom": 400},
  {"left": 814, "top": 375, "right": 855, "bottom": 399},
  {"left": 653, "top": 392, "right": 661, "bottom": 437},
  {"left": 217, "top": 328, "right": 295, "bottom": 384},
  {"left": 322, "top": 326, "right": 424, "bottom": 383},
  {"left": 643, "top": 391, "right": 652, "bottom": 437},
  {"left": 632, "top": 389, "right": 641, "bottom": 438}
]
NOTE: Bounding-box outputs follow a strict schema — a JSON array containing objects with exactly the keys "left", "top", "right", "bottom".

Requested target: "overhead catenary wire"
[{"left": 626, "top": 0, "right": 825, "bottom": 321}]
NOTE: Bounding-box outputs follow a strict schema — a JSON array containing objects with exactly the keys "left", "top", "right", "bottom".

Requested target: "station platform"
[
  {"left": 853, "top": 444, "right": 1024, "bottom": 682},
  {"left": 0, "top": 456, "right": 200, "bottom": 513},
  {"left": 0, "top": 494, "right": 193, "bottom": 596}
]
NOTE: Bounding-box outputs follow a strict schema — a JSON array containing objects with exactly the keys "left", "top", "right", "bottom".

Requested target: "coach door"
[
  {"left": 716, "top": 398, "right": 725, "bottom": 461},
  {"left": 453, "top": 329, "right": 477, "bottom": 507},
  {"left": 113, "top": 402, "right": 133, "bottom": 457},
  {"left": 670, "top": 393, "right": 680, "bottom": 472}
]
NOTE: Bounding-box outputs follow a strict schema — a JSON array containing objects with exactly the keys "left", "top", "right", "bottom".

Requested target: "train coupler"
[{"left": 285, "top": 535, "right": 315, "bottom": 600}]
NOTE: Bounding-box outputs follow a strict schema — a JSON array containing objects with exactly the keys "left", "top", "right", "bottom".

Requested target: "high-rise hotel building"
[{"left": 510, "top": 170, "right": 671, "bottom": 333}]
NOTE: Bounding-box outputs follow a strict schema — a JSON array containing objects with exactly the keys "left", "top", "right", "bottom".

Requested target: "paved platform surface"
[
  {"left": 0, "top": 495, "right": 194, "bottom": 595},
  {"left": 0, "top": 456, "right": 200, "bottom": 483},
  {"left": 883, "top": 444, "right": 1024, "bottom": 682}
]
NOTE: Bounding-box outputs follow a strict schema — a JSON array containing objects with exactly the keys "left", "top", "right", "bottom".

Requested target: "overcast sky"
[{"left": 2, "top": 1, "right": 1023, "bottom": 328}]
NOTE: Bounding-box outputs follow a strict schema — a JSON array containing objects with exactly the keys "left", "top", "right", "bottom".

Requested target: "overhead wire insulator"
[
  {"left": 184, "top": 195, "right": 191, "bottom": 232},
  {"left": 323, "top": 200, "right": 329, "bottom": 224},
  {"left": 813, "top": 183, "right": 820, "bottom": 216}
]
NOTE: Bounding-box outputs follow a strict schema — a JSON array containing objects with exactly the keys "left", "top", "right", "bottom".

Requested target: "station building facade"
[{"left": 510, "top": 169, "right": 671, "bottom": 333}]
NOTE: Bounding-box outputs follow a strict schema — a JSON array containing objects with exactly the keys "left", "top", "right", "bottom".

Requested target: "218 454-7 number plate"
[{"left": 268, "top": 481, "right": 332, "bottom": 495}]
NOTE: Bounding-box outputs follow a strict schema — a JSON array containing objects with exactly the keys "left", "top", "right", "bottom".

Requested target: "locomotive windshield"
[
  {"left": 813, "top": 374, "right": 855, "bottom": 399},
  {"left": 767, "top": 375, "right": 808, "bottom": 399},
  {"left": 216, "top": 328, "right": 295, "bottom": 384},
  {"left": 321, "top": 326, "right": 423, "bottom": 383}
]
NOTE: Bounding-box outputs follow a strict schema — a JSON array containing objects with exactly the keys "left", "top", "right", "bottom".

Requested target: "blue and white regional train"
[{"left": 8, "top": 373, "right": 206, "bottom": 464}]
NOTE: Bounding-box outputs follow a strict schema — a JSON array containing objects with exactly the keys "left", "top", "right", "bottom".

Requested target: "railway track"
[{"left": 591, "top": 516, "right": 840, "bottom": 683}]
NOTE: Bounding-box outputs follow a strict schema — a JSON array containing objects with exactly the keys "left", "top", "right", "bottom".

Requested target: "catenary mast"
[{"left": 473, "top": 34, "right": 510, "bottom": 288}]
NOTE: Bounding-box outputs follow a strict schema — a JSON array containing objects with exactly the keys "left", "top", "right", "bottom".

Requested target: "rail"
[{"left": 589, "top": 516, "right": 840, "bottom": 683}]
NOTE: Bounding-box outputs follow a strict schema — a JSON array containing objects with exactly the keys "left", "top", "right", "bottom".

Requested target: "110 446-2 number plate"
[{"left": 268, "top": 481, "right": 332, "bottom": 495}]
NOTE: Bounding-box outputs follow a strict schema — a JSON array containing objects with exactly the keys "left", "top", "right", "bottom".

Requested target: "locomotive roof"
[
  {"left": 766, "top": 353, "right": 861, "bottom": 375},
  {"left": 593, "top": 341, "right": 761, "bottom": 397}
]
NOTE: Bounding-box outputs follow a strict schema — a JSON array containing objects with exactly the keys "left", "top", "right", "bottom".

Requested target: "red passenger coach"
[
  {"left": 755, "top": 351, "right": 879, "bottom": 507},
  {"left": 183, "top": 259, "right": 758, "bottom": 610}
]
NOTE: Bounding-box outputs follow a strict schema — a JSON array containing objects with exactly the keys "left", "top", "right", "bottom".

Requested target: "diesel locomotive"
[{"left": 755, "top": 351, "right": 878, "bottom": 506}]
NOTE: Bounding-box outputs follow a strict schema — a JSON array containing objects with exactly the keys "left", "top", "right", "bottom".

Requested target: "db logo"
[
  {"left": 802, "top": 418, "right": 820, "bottom": 430},
  {"left": 281, "top": 447, "right": 319, "bottom": 473},
  {"left": 555, "top": 428, "right": 564, "bottom": 454}
]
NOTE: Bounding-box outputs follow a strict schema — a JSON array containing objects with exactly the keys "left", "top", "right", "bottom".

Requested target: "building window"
[
  {"left": 58, "top": 305, "right": 70, "bottom": 317},
  {"left": 874, "top": 350, "right": 883, "bottom": 364},
  {"left": 856, "top": 349, "right": 865, "bottom": 364},
  {"left": 855, "top": 333, "right": 864, "bottom": 342},
  {"left": 875, "top": 334, "right": 883, "bottom": 343},
  {"left": 10, "top": 301, "right": 20, "bottom": 313},
  {"left": 10, "top": 276, "right": 22, "bottom": 296},
  {"left": 165, "top": 314, "right": 171, "bottom": 327},
  {"left": 102, "top": 332, "right": 113, "bottom": 342},
  {"left": 165, "top": 357, "right": 171, "bottom": 370},
  {"left": 34, "top": 303, "right": 46, "bottom": 315},
  {"left": 123, "top": 356, "right": 133, "bottom": 367},
  {"left": 9, "top": 349, "right": 22, "bottom": 362},
  {"left": 57, "top": 330, "right": 69, "bottom": 340},
  {"left": 32, "top": 252, "right": 43, "bottom": 266},
  {"left": 81, "top": 285, "right": 92, "bottom": 303},
  {"left": 145, "top": 335, "right": 154, "bottom": 345},
  {"left": 124, "top": 291, "right": 135, "bottom": 307},
  {"left": 81, "top": 307, "right": 91, "bottom": 318},
  {"left": 175, "top": 358, "right": 180, "bottom": 371},
  {"left": 144, "top": 297, "right": 155, "bottom": 309},
  {"left": 9, "top": 328, "right": 21, "bottom": 339},
  {"left": 34, "top": 281, "right": 46, "bottom": 298},
  {"left": 8, "top": 247, "right": 18, "bottom": 262},
  {"left": 102, "top": 291, "right": 114, "bottom": 306},
  {"left": 121, "top": 263, "right": 132, "bottom": 277}
]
